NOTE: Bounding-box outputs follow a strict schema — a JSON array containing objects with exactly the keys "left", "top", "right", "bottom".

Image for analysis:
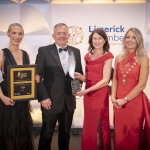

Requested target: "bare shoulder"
[
  {"left": 115, "top": 54, "right": 124, "bottom": 63},
  {"left": 0, "top": 50, "right": 4, "bottom": 60},
  {"left": 0, "top": 50, "right": 3, "bottom": 55},
  {"left": 140, "top": 55, "right": 149, "bottom": 65}
]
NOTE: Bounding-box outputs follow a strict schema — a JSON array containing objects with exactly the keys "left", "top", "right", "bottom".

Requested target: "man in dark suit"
[{"left": 36, "top": 23, "right": 83, "bottom": 150}]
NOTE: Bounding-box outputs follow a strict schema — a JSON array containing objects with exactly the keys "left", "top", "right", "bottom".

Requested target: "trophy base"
[
  {"left": 65, "top": 79, "right": 80, "bottom": 95},
  {"left": 71, "top": 80, "right": 80, "bottom": 94}
]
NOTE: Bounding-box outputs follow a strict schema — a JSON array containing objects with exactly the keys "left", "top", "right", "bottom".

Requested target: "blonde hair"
[
  {"left": 122, "top": 28, "right": 146, "bottom": 58},
  {"left": 8, "top": 23, "right": 23, "bottom": 32}
]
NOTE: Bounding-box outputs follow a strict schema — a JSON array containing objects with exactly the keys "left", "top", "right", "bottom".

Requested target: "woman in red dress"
[
  {"left": 111, "top": 28, "right": 150, "bottom": 150},
  {"left": 75, "top": 28, "right": 113, "bottom": 150}
]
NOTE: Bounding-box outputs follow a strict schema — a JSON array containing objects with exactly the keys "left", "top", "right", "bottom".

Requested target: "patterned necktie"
[{"left": 59, "top": 47, "right": 68, "bottom": 53}]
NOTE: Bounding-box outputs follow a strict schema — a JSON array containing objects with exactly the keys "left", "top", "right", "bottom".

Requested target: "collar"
[{"left": 55, "top": 43, "right": 67, "bottom": 53}]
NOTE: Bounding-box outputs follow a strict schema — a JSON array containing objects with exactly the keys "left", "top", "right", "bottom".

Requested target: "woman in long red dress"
[
  {"left": 111, "top": 28, "right": 150, "bottom": 150},
  {"left": 75, "top": 28, "right": 113, "bottom": 150}
]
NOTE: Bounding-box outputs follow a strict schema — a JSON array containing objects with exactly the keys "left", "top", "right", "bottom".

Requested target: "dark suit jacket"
[{"left": 35, "top": 43, "right": 83, "bottom": 113}]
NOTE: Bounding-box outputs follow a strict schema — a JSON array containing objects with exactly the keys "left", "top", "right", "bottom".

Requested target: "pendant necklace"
[{"left": 120, "top": 56, "right": 139, "bottom": 84}]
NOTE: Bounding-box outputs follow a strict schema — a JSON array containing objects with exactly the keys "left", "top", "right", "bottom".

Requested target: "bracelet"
[{"left": 124, "top": 96, "right": 129, "bottom": 102}]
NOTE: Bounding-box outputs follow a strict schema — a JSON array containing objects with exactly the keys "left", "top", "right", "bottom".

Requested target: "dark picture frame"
[{"left": 7, "top": 64, "right": 37, "bottom": 101}]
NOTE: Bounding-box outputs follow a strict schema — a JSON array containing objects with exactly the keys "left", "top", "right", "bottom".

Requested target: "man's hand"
[
  {"left": 35, "top": 74, "right": 40, "bottom": 83},
  {"left": 41, "top": 98, "right": 52, "bottom": 110}
]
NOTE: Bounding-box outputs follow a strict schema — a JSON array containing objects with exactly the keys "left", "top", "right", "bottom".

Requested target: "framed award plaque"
[{"left": 7, "top": 64, "right": 37, "bottom": 101}]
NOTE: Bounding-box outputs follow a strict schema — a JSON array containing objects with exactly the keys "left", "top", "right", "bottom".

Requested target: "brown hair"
[{"left": 88, "top": 28, "right": 110, "bottom": 54}]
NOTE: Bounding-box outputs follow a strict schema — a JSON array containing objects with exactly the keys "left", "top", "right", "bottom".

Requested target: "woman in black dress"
[{"left": 0, "top": 23, "right": 35, "bottom": 150}]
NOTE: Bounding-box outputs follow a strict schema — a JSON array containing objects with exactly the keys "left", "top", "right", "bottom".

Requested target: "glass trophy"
[{"left": 68, "top": 52, "right": 80, "bottom": 94}]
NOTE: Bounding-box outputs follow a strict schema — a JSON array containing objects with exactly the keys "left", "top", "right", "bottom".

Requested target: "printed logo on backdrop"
[
  {"left": 68, "top": 26, "right": 84, "bottom": 45},
  {"left": 68, "top": 25, "right": 125, "bottom": 45},
  {"left": 89, "top": 25, "right": 125, "bottom": 45}
]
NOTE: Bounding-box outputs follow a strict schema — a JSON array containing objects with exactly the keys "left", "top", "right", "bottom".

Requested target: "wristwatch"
[{"left": 124, "top": 96, "right": 129, "bottom": 102}]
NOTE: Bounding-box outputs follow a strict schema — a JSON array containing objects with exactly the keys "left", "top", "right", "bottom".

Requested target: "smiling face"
[
  {"left": 92, "top": 32, "right": 106, "bottom": 50},
  {"left": 125, "top": 30, "right": 138, "bottom": 52},
  {"left": 52, "top": 25, "right": 70, "bottom": 48},
  {"left": 7, "top": 26, "right": 24, "bottom": 46}
]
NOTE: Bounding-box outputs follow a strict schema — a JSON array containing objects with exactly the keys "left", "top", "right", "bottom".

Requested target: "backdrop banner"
[{"left": 0, "top": 3, "right": 148, "bottom": 128}]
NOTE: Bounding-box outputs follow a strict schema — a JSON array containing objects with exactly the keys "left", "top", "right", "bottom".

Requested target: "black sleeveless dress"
[{"left": 0, "top": 48, "right": 35, "bottom": 150}]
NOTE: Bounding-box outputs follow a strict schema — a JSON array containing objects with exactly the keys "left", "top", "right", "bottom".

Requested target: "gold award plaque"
[{"left": 7, "top": 65, "right": 37, "bottom": 101}]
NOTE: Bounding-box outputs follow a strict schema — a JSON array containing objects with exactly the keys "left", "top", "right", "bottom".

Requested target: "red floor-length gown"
[
  {"left": 114, "top": 51, "right": 150, "bottom": 150},
  {"left": 81, "top": 52, "right": 114, "bottom": 150}
]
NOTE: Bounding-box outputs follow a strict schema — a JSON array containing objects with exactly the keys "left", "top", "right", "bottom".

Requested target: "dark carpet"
[{"left": 33, "top": 129, "right": 114, "bottom": 150}]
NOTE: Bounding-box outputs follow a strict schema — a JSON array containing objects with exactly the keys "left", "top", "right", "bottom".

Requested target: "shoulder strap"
[
  {"left": 22, "top": 50, "right": 30, "bottom": 65},
  {"left": 2, "top": 48, "right": 17, "bottom": 65}
]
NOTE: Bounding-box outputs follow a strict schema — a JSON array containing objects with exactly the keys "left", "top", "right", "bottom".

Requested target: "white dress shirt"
[{"left": 56, "top": 43, "right": 69, "bottom": 75}]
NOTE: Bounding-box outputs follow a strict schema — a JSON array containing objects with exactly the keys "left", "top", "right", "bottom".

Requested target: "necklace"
[
  {"left": 120, "top": 56, "right": 138, "bottom": 84},
  {"left": 91, "top": 51, "right": 103, "bottom": 60}
]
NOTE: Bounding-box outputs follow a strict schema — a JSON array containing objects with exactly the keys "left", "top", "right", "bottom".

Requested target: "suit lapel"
[
  {"left": 49, "top": 44, "right": 75, "bottom": 74},
  {"left": 68, "top": 46, "right": 73, "bottom": 55},
  {"left": 68, "top": 46, "right": 76, "bottom": 64},
  {"left": 49, "top": 44, "right": 64, "bottom": 72}
]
